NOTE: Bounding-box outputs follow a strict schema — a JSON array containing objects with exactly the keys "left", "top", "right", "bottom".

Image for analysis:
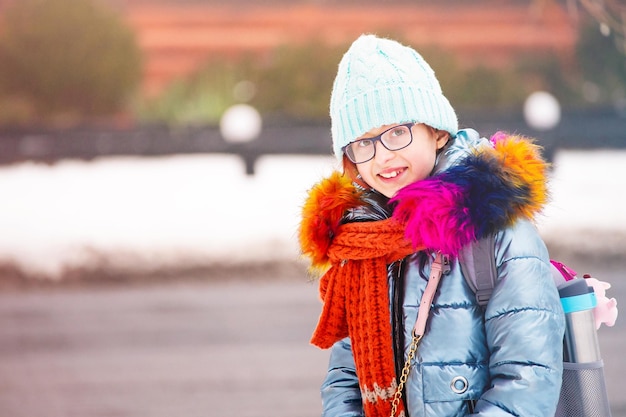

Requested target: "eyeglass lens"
[{"left": 345, "top": 124, "right": 413, "bottom": 163}]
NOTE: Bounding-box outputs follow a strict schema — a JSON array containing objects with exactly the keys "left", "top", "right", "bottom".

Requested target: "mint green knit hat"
[{"left": 330, "top": 34, "right": 458, "bottom": 160}]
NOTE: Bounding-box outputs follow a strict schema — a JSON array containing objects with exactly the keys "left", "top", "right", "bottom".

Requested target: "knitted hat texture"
[{"left": 330, "top": 34, "right": 458, "bottom": 159}]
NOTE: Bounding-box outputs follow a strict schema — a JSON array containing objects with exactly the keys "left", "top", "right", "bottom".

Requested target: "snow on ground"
[
  {"left": 0, "top": 149, "right": 623, "bottom": 279},
  {"left": 539, "top": 149, "right": 626, "bottom": 257}
]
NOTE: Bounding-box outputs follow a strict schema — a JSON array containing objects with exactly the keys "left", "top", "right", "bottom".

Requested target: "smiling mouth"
[{"left": 378, "top": 168, "right": 405, "bottom": 179}]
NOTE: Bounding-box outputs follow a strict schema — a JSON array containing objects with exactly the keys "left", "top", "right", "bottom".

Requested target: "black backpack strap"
[{"left": 459, "top": 234, "right": 497, "bottom": 308}]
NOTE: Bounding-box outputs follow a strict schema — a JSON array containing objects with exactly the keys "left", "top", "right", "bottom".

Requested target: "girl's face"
[{"left": 354, "top": 123, "right": 449, "bottom": 198}]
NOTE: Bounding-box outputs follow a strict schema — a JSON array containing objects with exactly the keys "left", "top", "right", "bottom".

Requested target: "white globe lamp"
[
  {"left": 220, "top": 104, "right": 262, "bottom": 143},
  {"left": 523, "top": 91, "right": 561, "bottom": 131}
]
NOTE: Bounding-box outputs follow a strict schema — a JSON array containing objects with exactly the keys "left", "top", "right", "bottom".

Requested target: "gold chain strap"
[
  {"left": 389, "top": 331, "right": 422, "bottom": 417},
  {"left": 389, "top": 252, "right": 447, "bottom": 417}
]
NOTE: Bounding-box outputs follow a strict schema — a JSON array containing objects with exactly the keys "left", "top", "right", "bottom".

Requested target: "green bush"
[
  {"left": 133, "top": 58, "right": 254, "bottom": 126},
  {"left": 133, "top": 41, "right": 346, "bottom": 126},
  {"left": 249, "top": 41, "right": 346, "bottom": 121},
  {"left": 139, "top": 24, "right": 620, "bottom": 125},
  {"left": 419, "top": 48, "right": 529, "bottom": 112},
  {"left": 0, "top": 0, "right": 142, "bottom": 125},
  {"left": 141, "top": 40, "right": 551, "bottom": 125}
]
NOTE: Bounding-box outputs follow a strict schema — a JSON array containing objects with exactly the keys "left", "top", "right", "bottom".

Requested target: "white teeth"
[{"left": 380, "top": 170, "right": 399, "bottom": 179}]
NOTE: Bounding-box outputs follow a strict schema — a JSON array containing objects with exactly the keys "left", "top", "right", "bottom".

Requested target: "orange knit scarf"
[{"left": 310, "top": 218, "right": 421, "bottom": 417}]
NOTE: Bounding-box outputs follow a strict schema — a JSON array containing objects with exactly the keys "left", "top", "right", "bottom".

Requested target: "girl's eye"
[
  {"left": 390, "top": 127, "right": 408, "bottom": 137},
  {"left": 357, "top": 139, "right": 373, "bottom": 148}
]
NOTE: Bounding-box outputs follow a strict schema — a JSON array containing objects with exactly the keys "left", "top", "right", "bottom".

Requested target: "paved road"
[
  {"left": 0, "top": 279, "right": 329, "bottom": 417},
  {"left": 0, "top": 261, "right": 624, "bottom": 417}
]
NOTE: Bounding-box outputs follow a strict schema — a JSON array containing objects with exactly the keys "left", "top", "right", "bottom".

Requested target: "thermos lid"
[
  {"left": 559, "top": 278, "right": 597, "bottom": 313},
  {"left": 558, "top": 278, "right": 593, "bottom": 298}
]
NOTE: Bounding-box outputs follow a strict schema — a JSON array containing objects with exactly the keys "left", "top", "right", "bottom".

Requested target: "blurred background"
[{"left": 0, "top": 0, "right": 624, "bottom": 416}]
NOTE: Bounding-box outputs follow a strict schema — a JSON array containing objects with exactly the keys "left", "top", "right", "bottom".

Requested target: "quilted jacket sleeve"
[
  {"left": 321, "top": 338, "right": 365, "bottom": 417},
  {"left": 472, "top": 220, "right": 566, "bottom": 416}
]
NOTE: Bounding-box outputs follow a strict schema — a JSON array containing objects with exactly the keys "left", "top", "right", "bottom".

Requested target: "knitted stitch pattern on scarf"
[
  {"left": 298, "top": 133, "right": 548, "bottom": 417},
  {"left": 313, "top": 219, "right": 418, "bottom": 417}
]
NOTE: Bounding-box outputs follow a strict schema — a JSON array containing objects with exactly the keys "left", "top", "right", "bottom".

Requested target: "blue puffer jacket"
[{"left": 318, "top": 130, "right": 566, "bottom": 416}]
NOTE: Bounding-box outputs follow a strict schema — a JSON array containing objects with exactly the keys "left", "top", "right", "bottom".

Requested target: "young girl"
[{"left": 299, "top": 34, "right": 565, "bottom": 417}]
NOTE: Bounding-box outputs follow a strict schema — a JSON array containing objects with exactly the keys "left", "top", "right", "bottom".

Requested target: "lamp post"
[
  {"left": 523, "top": 91, "right": 561, "bottom": 162},
  {"left": 219, "top": 104, "right": 262, "bottom": 175}
]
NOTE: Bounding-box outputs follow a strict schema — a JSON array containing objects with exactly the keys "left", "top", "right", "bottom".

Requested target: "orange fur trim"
[
  {"left": 298, "top": 171, "right": 362, "bottom": 272},
  {"left": 485, "top": 133, "right": 550, "bottom": 219}
]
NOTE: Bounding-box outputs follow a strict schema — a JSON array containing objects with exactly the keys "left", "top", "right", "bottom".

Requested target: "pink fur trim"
[
  {"left": 490, "top": 131, "right": 507, "bottom": 146},
  {"left": 392, "top": 179, "right": 476, "bottom": 255}
]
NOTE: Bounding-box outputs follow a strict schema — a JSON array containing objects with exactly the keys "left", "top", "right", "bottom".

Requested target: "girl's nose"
[{"left": 374, "top": 141, "right": 395, "bottom": 163}]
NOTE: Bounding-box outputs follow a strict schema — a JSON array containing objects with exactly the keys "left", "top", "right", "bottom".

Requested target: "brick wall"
[{"left": 118, "top": 2, "right": 578, "bottom": 96}]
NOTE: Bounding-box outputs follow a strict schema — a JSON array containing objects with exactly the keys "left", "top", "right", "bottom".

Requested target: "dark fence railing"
[{"left": 0, "top": 108, "right": 623, "bottom": 174}]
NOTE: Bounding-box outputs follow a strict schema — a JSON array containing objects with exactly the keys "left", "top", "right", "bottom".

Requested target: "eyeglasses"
[{"left": 343, "top": 123, "right": 416, "bottom": 164}]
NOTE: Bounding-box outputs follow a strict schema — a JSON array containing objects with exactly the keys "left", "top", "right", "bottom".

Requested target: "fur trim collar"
[{"left": 299, "top": 132, "right": 549, "bottom": 269}]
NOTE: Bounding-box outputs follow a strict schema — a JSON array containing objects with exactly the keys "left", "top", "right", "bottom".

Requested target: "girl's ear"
[{"left": 435, "top": 130, "right": 450, "bottom": 150}]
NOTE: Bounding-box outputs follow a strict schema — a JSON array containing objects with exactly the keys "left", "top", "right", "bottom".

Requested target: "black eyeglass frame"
[{"left": 342, "top": 122, "right": 417, "bottom": 164}]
